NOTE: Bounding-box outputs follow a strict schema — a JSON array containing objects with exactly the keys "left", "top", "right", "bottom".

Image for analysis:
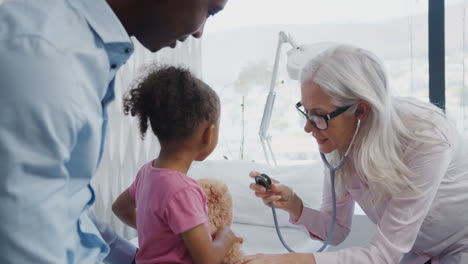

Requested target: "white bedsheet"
[
  {"left": 232, "top": 222, "right": 325, "bottom": 255},
  {"left": 130, "top": 223, "right": 324, "bottom": 256}
]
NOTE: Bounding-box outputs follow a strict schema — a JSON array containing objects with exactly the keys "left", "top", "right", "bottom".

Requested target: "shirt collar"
[{"left": 68, "top": 0, "right": 133, "bottom": 46}]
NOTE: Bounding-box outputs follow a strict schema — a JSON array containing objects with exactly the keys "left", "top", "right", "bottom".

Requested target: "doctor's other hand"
[
  {"left": 248, "top": 171, "right": 304, "bottom": 221},
  {"left": 240, "top": 253, "right": 316, "bottom": 264}
]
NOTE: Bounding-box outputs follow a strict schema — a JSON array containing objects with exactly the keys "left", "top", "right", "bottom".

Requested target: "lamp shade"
[{"left": 286, "top": 42, "right": 337, "bottom": 80}]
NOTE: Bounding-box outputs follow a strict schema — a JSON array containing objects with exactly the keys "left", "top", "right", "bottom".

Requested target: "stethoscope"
[{"left": 255, "top": 118, "right": 361, "bottom": 253}]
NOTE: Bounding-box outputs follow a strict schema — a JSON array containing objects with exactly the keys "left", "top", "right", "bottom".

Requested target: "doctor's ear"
[{"left": 354, "top": 101, "right": 370, "bottom": 121}]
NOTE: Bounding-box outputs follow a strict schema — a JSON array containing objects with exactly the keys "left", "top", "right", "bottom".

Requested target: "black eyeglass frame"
[{"left": 295, "top": 102, "right": 352, "bottom": 130}]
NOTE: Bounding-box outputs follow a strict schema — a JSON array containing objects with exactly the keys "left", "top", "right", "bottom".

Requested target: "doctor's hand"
[
  {"left": 240, "top": 253, "right": 316, "bottom": 264},
  {"left": 248, "top": 171, "right": 304, "bottom": 221}
]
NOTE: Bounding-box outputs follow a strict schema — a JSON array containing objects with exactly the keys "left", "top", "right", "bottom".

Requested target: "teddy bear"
[{"left": 197, "top": 178, "right": 244, "bottom": 264}]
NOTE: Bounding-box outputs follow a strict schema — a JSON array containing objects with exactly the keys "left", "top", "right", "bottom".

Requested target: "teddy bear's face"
[
  {"left": 197, "top": 178, "right": 243, "bottom": 264},
  {"left": 197, "top": 178, "right": 233, "bottom": 235}
]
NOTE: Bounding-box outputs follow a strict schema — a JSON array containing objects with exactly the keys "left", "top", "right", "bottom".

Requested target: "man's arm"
[
  {"left": 0, "top": 36, "right": 83, "bottom": 264},
  {"left": 88, "top": 209, "right": 138, "bottom": 264}
]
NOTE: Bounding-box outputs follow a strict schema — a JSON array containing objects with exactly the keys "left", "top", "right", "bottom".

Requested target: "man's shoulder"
[{"left": 0, "top": 0, "right": 96, "bottom": 54}]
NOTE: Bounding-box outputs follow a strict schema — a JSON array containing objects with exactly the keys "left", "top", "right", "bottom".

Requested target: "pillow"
[{"left": 187, "top": 160, "right": 325, "bottom": 228}]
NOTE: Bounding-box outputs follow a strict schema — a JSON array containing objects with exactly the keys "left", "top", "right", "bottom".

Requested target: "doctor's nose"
[{"left": 304, "top": 120, "right": 318, "bottom": 133}]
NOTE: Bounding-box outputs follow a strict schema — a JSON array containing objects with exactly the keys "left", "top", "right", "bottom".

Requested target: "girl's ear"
[{"left": 202, "top": 124, "right": 216, "bottom": 146}]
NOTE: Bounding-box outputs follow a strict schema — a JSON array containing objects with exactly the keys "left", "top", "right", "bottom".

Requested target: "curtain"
[{"left": 91, "top": 38, "right": 202, "bottom": 239}]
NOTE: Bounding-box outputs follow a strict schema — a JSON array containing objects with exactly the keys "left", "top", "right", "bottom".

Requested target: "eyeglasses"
[{"left": 295, "top": 102, "right": 352, "bottom": 130}]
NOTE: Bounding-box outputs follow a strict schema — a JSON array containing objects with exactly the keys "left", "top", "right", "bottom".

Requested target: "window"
[{"left": 203, "top": 0, "right": 467, "bottom": 164}]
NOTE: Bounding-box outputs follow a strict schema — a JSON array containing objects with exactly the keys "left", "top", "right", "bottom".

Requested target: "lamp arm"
[{"left": 259, "top": 31, "right": 298, "bottom": 165}]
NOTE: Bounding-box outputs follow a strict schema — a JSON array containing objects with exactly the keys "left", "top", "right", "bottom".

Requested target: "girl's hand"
[
  {"left": 240, "top": 253, "right": 316, "bottom": 264},
  {"left": 183, "top": 224, "right": 242, "bottom": 264},
  {"left": 248, "top": 171, "right": 304, "bottom": 220},
  {"left": 213, "top": 225, "right": 243, "bottom": 245}
]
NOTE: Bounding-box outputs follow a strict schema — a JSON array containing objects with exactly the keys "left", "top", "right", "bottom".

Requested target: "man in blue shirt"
[{"left": 0, "top": 0, "right": 228, "bottom": 263}]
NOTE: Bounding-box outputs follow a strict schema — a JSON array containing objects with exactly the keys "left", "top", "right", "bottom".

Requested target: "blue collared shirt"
[{"left": 0, "top": 0, "right": 135, "bottom": 263}]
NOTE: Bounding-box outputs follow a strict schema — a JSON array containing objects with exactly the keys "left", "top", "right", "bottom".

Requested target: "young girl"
[{"left": 112, "top": 66, "right": 242, "bottom": 264}]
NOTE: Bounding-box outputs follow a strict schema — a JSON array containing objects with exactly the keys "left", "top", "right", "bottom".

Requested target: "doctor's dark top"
[
  {"left": 291, "top": 98, "right": 468, "bottom": 264},
  {"left": 0, "top": 0, "right": 134, "bottom": 263}
]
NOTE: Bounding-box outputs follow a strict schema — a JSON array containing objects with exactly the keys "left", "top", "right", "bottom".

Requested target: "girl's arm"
[
  {"left": 112, "top": 188, "right": 137, "bottom": 229},
  {"left": 240, "top": 253, "right": 316, "bottom": 264},
  {"left": 182, "top": 224, "right": 242, "bottom": 264}
]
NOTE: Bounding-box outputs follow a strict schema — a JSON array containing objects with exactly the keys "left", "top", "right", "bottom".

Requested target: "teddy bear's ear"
[
  {"left": 196, "top": 177, "right": 234, "bottom": 226},
  {"left": 197, "top": 178, "right": 211, "bottom": 194},
  {"left": 197, "top": 178, "right": 207, "bottom": 190},
  {"left": 196, "top": 179, "right": 243, "bottom": 264},
  {"left": 196, "top": 178, "right": 208, "bottom": 186},
  {"left": 197, "top": 178, "right": 229, "bottom": 195}
]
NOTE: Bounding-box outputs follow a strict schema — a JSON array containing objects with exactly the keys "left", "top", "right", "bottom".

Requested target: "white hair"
[{"left": 300, "top": 44, "right": 446, "bottom": 205}]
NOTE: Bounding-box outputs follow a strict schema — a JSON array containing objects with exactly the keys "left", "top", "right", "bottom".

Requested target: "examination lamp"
[{"left": 258, "top": 31, "right": 335, "bottom": 165}]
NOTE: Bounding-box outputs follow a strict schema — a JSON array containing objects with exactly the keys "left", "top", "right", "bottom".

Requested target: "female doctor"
[{"left": 243, "top": 44, "right": 468, "bottom": 264}]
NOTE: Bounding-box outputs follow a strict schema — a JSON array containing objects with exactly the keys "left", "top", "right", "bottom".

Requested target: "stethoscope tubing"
[{"left": 271, "top": 119, "right": 361, "bottom": 254}]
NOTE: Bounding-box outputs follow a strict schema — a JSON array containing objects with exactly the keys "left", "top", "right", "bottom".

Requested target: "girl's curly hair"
[{"left": 123, "top": 65, "right": 220, "bottom": 142}]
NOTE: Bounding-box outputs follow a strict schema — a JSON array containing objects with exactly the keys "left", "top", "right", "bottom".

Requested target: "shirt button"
[
  {"left": 111, "top": 64, "right": 117, "bottom": 69},
  {"left": 125, "top": 48, "right": 132, "bottom": 54}
]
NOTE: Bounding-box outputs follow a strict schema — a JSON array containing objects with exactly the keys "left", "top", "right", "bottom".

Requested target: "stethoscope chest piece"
[
  {"left": 255, "top": 174, "right": 272, "bottom": 190},
  {"left": 257, "top": 118, "right": 362, "bottom": 254}
]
